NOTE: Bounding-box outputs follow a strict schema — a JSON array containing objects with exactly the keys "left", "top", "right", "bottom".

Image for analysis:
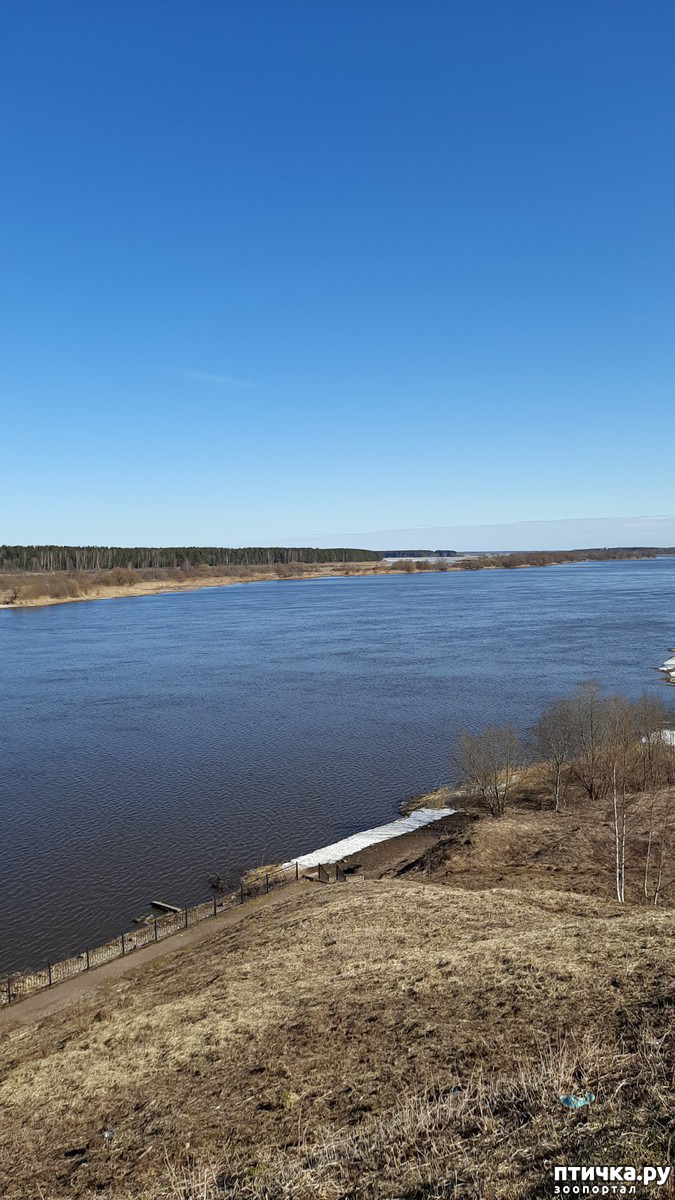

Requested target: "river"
[{"left": 1, "top": 557, "right": 673, "bottom": 972}]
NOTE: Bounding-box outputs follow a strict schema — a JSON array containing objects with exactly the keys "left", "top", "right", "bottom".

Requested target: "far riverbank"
[
  {"left": 1, "top": 546, "right": 669, "bottom": 609},
  {"left": 0, "top": 561, "right": 390, "bottom": 609}
]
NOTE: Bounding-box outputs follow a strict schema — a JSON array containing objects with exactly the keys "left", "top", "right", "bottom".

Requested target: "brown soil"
[{"left": 339, "top": 810, "right": 474, "bottom": 878}]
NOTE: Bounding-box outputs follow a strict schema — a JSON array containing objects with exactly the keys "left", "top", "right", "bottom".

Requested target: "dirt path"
[{"left": 0, "top": 884, "right": 306, "bottom": 1030}]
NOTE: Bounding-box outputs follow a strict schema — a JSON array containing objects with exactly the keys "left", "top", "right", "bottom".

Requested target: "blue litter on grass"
[{"left": 558, "top": 1092, "right": 595, "bottom": 1109}]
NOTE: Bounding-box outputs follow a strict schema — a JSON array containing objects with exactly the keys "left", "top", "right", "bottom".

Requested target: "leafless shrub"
[
  {"left": 455, "top": 724, "right": 522, "bottom": 817},
  {"left": 94, "top": 567, "right": 138, "bottom": 587}
]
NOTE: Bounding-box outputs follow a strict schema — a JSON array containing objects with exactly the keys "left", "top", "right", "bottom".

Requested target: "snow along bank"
[
  {"left": 283, "top": 807, "right": 458, "bottom": 871},
  {"left": 659, "top": 653, "right": 675, "bottom": 683}
]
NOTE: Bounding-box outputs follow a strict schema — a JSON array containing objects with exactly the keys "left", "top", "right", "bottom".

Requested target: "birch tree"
[{"left": 603, "top": 696, "right": 640, "bottom": 902}]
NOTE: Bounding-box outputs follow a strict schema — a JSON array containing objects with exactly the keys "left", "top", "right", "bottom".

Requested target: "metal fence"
[
  {"left": 316, "top": 863, "right": 349, "bottom": 883},
  {"left": 1, "top": 860, "right": 348, "bottom": 1008}
]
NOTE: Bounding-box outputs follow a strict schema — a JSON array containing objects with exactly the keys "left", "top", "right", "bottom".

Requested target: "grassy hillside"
[{"left": 1, "top": 872, "right": 672, "bottom": 1199}]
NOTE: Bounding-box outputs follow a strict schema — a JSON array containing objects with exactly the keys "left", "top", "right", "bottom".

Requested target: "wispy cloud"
[
  {"left": 355, "top": 515, "right": 675, "bottom": 552},
  {"left": 177, "top": 369, "right": 255, "bottom": 389}
]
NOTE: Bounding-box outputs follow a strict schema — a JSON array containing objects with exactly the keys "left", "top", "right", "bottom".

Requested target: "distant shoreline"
[
  {"left": 0, "top": 548, "right": 670, "bottom": 610},
  {"left": 0, "top": 561, "right": 392, "bottom": 609}
]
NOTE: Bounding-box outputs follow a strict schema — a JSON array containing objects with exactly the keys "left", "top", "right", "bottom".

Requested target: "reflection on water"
[{"left": 1, "top": 557, "right": 673, "bottom": 972}]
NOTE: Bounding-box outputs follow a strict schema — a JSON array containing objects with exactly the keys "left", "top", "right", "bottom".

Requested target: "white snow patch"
[
  {"left": 642, "top": 729, "right": 675, "bottom": 746},
  {"left": 283, "top": 807, "right": 458, "bottom": 870}
]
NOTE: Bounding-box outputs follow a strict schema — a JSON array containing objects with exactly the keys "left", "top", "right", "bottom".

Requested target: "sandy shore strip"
[{"left": 0, "top": 562, "right": 411, "bottom": 609}]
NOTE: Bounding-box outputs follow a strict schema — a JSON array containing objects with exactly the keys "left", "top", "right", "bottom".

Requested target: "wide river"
[{"left": 1, "top": 558, "right": 673, "bottom": 973}]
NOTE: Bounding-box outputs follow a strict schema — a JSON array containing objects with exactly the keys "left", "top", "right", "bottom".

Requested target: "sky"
[{"left": 1, "top": 1, "right": 674, "bottom": 550}]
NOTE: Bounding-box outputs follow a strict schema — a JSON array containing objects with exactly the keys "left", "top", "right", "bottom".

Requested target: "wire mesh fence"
[{"left": 1, "top": 861, "right": 310, "bottom": 1008}]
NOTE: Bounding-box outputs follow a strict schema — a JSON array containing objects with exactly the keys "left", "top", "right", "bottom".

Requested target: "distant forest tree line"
[
  {"left": 384, "top": 549, "right": 458, "bottom": 558},
  {"left": 0, "top": 546, "right": 384, "bottom": 573},
  {"left": 2, "top": 544, "right": 672, "bottom": 577}
]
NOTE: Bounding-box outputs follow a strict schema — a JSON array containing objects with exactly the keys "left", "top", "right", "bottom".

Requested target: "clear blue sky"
[{"left": 2, "top": 1, "right": 673, "bottom": 549}]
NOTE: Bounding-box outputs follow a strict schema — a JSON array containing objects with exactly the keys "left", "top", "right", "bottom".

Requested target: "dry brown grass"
[
  {"left": 399, "top": 785, "right": 464, "bottom": 815},
  {"left": 395, "top": 768, "right": 675, "bottom": 910},
  {"left": 0, "top": 881, "right": 672, "bottom": 1199},
  {"left": 416, "top": 790, "right": 675, "bottom": 905},
  {"left": 127, "top": 1028, "right": 672, "bottom": 1198}
]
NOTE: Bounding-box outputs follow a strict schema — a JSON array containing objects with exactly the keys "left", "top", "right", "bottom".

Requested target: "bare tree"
[
  {"left": 567, "top": 681, "right": 609, "bottom": 804},
  {"left": 632, "top": 694, "right": 670, "bottom": 901},
  {"left": 457, "top": 685, "right": 675, "bottom": 901},
  {"left": 633, "top": 697, "right": 675, "bottom": 904},
  {"left": 533, "top": 698, "right": 574, "bottom": 811},
  {"left": 650, "top": 785, "right": 674, "bottom": 906},
  {"left": 456, "top": 724, "right": 522, "bottom": 817},
  {"left": 603, "top": 695, "right": 642, "bottom": 902}
]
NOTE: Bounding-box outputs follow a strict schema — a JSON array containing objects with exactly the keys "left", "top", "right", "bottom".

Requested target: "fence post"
[
  {"left": 153, "top": 917, "right": 158, "bottom": 943},
  {"left": 240, "top": 881, "right": 244, "bottom": 905},
  {"left": 265, "top": 873, "right": 269, "bottom": 894},
  {"left": 121, "top": 932, "right": 125, "bottom": 956},
  {"left": 213, "top": 894, "right": 217, "bottom": 916},
  {"left": 47, "top": 960, "right": 52, "bottom": 987},
  {"left": 85, "top": 948, "right": 90, "bottom": 971},
  {"left": 184, "top": 907, "right": 189, "bottom": 929},
  {"left": 7, "top": 975, "right": 12, "bottom": 1004},
  {"left": 295, "top": 861, "right": 299, "bottom": 881}
]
